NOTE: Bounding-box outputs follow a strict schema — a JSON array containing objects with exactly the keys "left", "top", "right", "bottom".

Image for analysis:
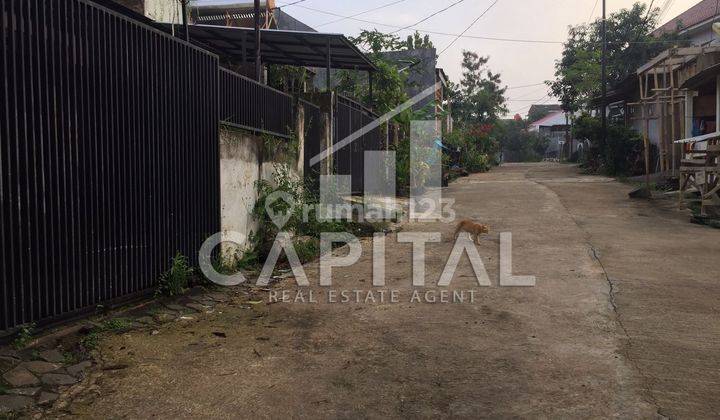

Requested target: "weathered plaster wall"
[
  {"left": 219, "top": 128, "right": 262, "bottom": 252},
  {"left": 219, "top": 127, "right": 303, "bottom": 254}
]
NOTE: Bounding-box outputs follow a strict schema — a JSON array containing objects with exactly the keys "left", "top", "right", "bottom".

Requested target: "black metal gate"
[
  {"left": 0, "top": 0, "right": 220, "bottom": 332},
  {"left": 333, "top": 95, "right": 384, "bottom": 194}
]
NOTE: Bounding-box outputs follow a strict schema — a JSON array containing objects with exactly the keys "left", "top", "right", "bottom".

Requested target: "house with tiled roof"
[{"left": 653, "top": 0, "right": 720, "bottom": 45}]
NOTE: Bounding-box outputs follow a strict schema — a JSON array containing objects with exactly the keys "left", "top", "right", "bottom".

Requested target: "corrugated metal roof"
[{"left": 160, "top": 24, "right": 377, "bottom": 71}]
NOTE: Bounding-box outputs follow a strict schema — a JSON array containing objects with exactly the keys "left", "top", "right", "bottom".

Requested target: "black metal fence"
[
  {"left": 219, "top": 67, "right": 294, "bottom": 138},
  {"left": 334, "top": 95, "right": 385, "bottom": 194},
  {"left": 301, "top": 99, "right": 324, "bottom": 188},
  {"left": 0, "top": 0, "right": 220, "bottom": 332}
]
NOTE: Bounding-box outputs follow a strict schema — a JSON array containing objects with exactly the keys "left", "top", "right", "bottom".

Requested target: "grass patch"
[
  {"left": 156, "top": 252, "right": 194, "bottom": 297},
  {"left": 79, "top": 318, "right": 133, "bottom": 351}
]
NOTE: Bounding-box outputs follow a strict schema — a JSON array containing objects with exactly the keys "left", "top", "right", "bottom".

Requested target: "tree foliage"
[
  {"left": 404, "top": 31, "right": 434, "bottom": 50},
  {"left": 451, "top": 51, "right": 507, "bottom": 126},
  {"left": 549, "top": 2, "right": 686, "bottom": 112},
  {"left": 496, "top": 119, "right": 549, "bottom": 162}
]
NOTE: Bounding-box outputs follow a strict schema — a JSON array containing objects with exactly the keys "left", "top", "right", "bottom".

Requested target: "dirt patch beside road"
[{"left": 49, "top": 163, "right": 718, "bottom": 418}]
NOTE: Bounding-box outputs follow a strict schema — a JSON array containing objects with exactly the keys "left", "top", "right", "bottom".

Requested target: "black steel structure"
[
  {"left": 219, "top": 67, "right": 294, "bottom": 138},
  {"left": 0, "top": 0, "right": 220, "bottom": 332},
  {"left": 162, "top": 24, "right": 377, "bottom": 71},
  {"left": 333, "top": 96, "right": 385, "bottom": 194}
]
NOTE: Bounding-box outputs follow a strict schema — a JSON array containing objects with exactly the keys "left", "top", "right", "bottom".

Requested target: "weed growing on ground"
[
  {"left": 156, "top": 252, "right": 194, "bottom": 297},
  {"left": 12, "top": 323, "right": 36, "bottom": 350},
  {"left": 78, "top": 318, "right": 133, "bottom": 351}
]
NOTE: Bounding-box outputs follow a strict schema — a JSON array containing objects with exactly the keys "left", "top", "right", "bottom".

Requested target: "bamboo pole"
[
  {"left": 642, "top": 102, "right": 651, "bottom": 190},
  {"left": 670, "top": 69, "right": 677, "bottom": 176}
]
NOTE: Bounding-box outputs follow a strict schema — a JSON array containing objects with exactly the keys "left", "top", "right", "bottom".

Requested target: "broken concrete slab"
[
  {"left": 37, "top": 391, "right": 59, "bottom": 405},
  {"left": 19, "top": 360, "right": 61, "bottom": 375},
  {"left": 0, "top": 348, "right": 21, "bottom": 359},
  {"left": 2, "top": 366, "right": 39, "bottom": 387},
  {"left": 0, "top": 356, "right": 18, "bottom": 372},
  {"left": 67, "top": 361, "right": 93, "bottom": 377},
  {"left": 5, "top": 387, "right": 40, "bottom": 397},
  {"left": 185, "top": 303, "right": 209, "bottom": 313},
  {"left": 163, "top": 303, "right": 188, "bottom": 312},
  {"left": 0, "top": 395, "right": 34, "bottom": 413},
  {"left": 38, "top": 349, "right": 65, "bottom": 363},
  {"left": 40, "top": 373, "right": 78, "bottom": 386},
  {"left": 152, "top": 312, "right": 176, "bottom": 324},
  {"left": 206, "top": 293, "right": 230, "bottom": 302}
]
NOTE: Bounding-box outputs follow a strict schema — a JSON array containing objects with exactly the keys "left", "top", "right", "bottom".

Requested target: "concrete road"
[{"left": 59, "top": 163, "right": 719, "bottom": 418}]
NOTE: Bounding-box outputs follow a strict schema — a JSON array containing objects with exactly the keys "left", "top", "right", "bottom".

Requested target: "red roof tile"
[{"left": 653, "top": 0, "right": 719, "bottom": 36}]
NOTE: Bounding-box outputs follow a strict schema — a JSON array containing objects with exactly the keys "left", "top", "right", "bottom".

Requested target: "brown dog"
[{"left": 453, "top": 220, "right": 490, "bottom": 244}]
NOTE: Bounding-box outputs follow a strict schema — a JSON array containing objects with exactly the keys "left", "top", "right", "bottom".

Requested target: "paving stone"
[
  {"left": 38, "top": 349, "right": 65, "bottom": 363},
  {"left": 207, "top": 293, "right": 229, "bottom": 302},
  {"left": 163, "top": 303, "right": 187, "bottom": 312},
  {"left": 37, "top": 391, "right": 59, "bottom": 405},
  {"left": 0, "top": 395, "right": 34, "bottom": 413},
  {"left": 40, "top": 373, "right": 78, "bottom": 386},
  {"left": 199, "top": 300, "right": 217, "bottom": 307},
  {"left": 19, "top": 361, "right": 61, "bottom": 375},
  {"left": 152, "top": 312, "right": 176, "bottom": 324},
  {"left": 136, "top": 316, "right": 156, "bottom": 325},
  {"left": 5, "top": 387, "right": 40, "bottom": 397},
  {"left": 2, "top": 366, "right": 39, "bottom": 387},
  {"left": 185, "top": 303, "right": 209, "bottom": 313},
  {"left": 0, "top": 348, "right": 21, "bottom": 359},
  {"left": 0, "top": 357, "right": 18, "bottom": 372},
  {"left": 66, "top": 361, "right": 92, "bottom": 377}
]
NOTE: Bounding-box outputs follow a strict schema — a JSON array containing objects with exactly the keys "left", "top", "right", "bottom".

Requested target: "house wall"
[
  {"left": 219, "top": 128, "right": 262, "bottom": 253},
  {"left": 144, "top": 0, "right": 182, "bottom": 24},
  {"left": 218, "top": 102, "right": 309, "bottom": 255}
]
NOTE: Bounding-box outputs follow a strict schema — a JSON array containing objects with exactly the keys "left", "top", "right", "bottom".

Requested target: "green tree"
[
  {"left": 404, "top": 31, "right": 434, "bottom": 50},
  {"left": 335, "top": 30, "right": 410, "bottom": 115},
  {"left": 451, "top": 51, "right": 507, "bottom": 126},
  {"left": 549, "top": 2, "right": 686, "bottom": 112}
]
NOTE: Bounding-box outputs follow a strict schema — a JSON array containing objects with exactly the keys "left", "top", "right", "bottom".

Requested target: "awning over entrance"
[
  {"left": 159, "top": 24, "right": 377, "bottom": 71},
  {"left": 680, "top": 63, "right": 720, "bottom": 90}
]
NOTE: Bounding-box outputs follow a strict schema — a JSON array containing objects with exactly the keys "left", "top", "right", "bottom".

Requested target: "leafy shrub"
[
  {"left": 12, "top": 323, "right": 35, "bottom": 350},
  {"left": 573, "top": 114, "right": 645, "bottom": 176},
  {"left": 156, "top": 252, "right": 193, "bottom": 297}
]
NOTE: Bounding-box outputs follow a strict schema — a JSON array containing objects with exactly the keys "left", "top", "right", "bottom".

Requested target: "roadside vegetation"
[{"left": 548, "top": 2, "right": 686, "bottom": 176}]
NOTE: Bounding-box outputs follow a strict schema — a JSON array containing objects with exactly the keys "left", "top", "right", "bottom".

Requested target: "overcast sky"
[{"left": 197, "top": 0, "right": 700, "bottom": 117}]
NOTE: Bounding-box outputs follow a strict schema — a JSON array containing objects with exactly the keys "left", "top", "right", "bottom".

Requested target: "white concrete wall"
[
  {"left": 219, "top": 127, "right": 302, "bottom": 255},
  {"left": 144, "top": 0, "right": 182, "bottom": 24},
  {"left": 220, "top": 128, "right": 262, "bottom": 253}
]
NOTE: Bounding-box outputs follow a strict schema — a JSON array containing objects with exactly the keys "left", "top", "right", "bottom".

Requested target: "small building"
[
  {"left": 378, "top": 48, "right": 453, "bottom": 135},
  {"left": 528, "top": 110, "right": 574, "bottom": 158}
]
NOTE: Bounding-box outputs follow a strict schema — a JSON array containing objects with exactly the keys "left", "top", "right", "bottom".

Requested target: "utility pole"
[
  {"left": 601, "top": 0, "right": 607, "bottom": 150},
  {"left": 254, "top": 0, "right": 262, "bottom": 82}
]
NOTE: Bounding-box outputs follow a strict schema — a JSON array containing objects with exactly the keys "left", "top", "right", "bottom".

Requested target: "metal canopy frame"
[{"left": 159, "top": 24, "right": 378, "bottom": 72}]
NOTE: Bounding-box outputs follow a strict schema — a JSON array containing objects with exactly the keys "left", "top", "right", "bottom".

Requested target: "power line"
[
  {"left": 506, "top": 82, "right": 547, "bottom": 90},
  {"left": 390, "top": 0, "right": 467, "bottom": 34},
  {"left": 437, "top": 0, "right": 500, "bottom": 56},
  {"left": 274, "top": 0, "right": 310, "bottom": 9},
  {"left": 315, "top": 0, "right": 407, "bottom": 28},
  {"left": 587, "top": 0, "right": 599, "bottom": 24},
  {"left": 290, "top": 4, "right": 693, "bottom": 46},
  {"left": 508, "top": 85, "right": 549, "bottom": 100}
]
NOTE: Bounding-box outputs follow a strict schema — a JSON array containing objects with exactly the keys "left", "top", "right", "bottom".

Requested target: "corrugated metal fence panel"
[
  {"left": 219, "top": 67, "right": 294, "bottom": 139},
  {"left": 0, "top": 0, "right": 220, "bottom": 332}
]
